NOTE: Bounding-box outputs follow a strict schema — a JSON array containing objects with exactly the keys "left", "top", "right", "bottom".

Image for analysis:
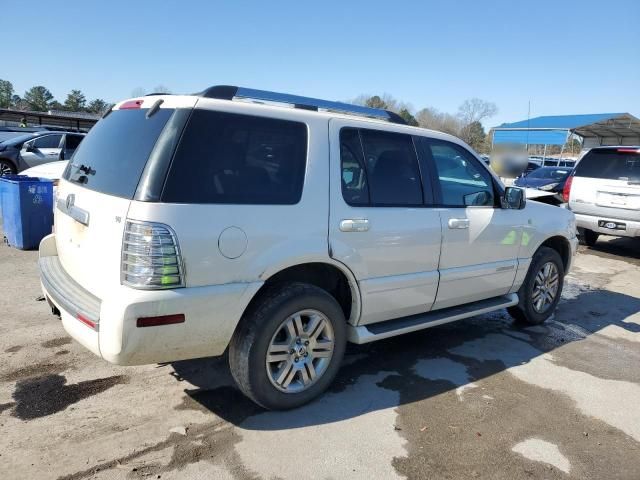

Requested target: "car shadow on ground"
[
  {"left": 582, "top": 236, "right": 640, "bottom": 264},
  {"left": 169, "top": 287, "right": 640, "bottom": 430}
]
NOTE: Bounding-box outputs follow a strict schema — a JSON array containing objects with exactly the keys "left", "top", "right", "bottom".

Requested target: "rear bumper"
[
  {"left": 38, "top": 234, "right": 263, "bottom": 365},
  {"left": 574, "top": 213, "right": 640, "bottom": 238}
]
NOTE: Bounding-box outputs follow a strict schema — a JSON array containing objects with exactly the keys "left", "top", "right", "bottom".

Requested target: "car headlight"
[{"left": 538, "top": 182, "right": 559, "bottom": 191}]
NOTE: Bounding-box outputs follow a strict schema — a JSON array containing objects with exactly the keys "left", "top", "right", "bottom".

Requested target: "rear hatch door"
[
  {"left": 570, "top": 148, "right": 640, "bottom": 222},
  {"left": 55, "top": 97, "right": 193, "bottom": 299}
]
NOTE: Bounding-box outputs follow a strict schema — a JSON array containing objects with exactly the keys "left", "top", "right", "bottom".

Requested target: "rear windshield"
[
  {"left": 162, "top": 109, "right": 307, "bottom": 204},
  {"left": 63, "top": 108, "right": 174, "bottom": 198},
  {"left": 575, "top": 149, "right": 640, "bottom": 182},
  {"left": 527, "top": 168, "right": 572, "bottom": 180}
]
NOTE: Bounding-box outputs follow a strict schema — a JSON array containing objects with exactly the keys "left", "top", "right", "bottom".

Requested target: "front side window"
[
  {"left": 64, "top": 134, "right": 84, "bottom": 151},
  {"left": 427, "top": 140, "right": 494, "bottom": 207},
  {"left": 162, "top": 110, "right": 307, "bottom": 204},
  {"left": 33, "top": 134, "right": 62, "bottom": 149}
]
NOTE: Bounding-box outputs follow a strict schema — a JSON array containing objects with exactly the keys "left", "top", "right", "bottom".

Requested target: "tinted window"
[
  {"left": 64, "top": 108, "right": 174, "bottom": 198},
  {"left": 359, "top": 129, "right": 423, "bottom": 206},
  {"left": 340, "top": 128, "right": 369, "bottom": 205},
  {"left": 162, "top": 110, "right": 307, "bottom": 204},
  {"left": 65, "top": 134, "right": 84, "bottom": 151},
  {"left": 526, "top": 167, "right": 572, "bottom": 180},
  {"left": 428, "top": 140, "right": 494, "bottom": 207},
  {"left": 33, "top": 134, "right": 62, "bottom": 149},
  {"left": 575, "top": 149, "right": 640, "bottom": 181}
]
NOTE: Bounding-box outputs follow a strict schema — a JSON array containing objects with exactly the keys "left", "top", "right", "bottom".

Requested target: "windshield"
[
  {"left": 526, "top": 168, "right": 571, "bottom": 180},
  {"left": 63, "top": 108, "right": 174, "bottom": 198},
  {"left": 575, "top": 149, "right": 640, "bottom": 182}
]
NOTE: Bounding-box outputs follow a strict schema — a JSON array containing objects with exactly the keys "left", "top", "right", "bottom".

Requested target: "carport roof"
[
  {"left": 0, "top": 108, "right": 100, "bottom": 131},
  {"left": 495, "top": 112, "right": 640, "bottom": 139}
]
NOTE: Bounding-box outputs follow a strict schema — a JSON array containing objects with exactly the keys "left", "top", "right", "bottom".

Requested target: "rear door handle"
[
  {"left": 448, "top": 218, "right": 470, "bottom": 229},
  {"left": 340, "top": 219, "right": 370, "bottom": 232}
]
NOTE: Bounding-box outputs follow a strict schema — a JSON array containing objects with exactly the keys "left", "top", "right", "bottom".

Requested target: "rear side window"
[
  {"left": 33, "top": 134, "right": 62, "bottom": 149},
  {"left": 340, "top": 128, "right": 369, "bottom": 205},
  {"left": 64, "top": 108, "right": 174, "bottom": 198},
  {"left": 162, "top": 110, "right": 307, "bottom": 204},
  {"left": 339, "top": 128, "right": 423, "bottom": 206},
  {"left": 575, "top": 149, "right": 640, "bottom": 181}
]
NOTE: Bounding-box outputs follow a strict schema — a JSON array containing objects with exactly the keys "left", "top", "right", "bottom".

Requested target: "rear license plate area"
[{"left": 598, "top": 220, "right": 626, "bottom": 231}]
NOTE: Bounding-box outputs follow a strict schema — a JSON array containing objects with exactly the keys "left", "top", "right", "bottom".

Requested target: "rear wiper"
[
  {"left": 72, "top": 163, "right": 95, "bottom": 176},
  {"left": 146, "top": 99, "right": 164, "bottom": 119}
]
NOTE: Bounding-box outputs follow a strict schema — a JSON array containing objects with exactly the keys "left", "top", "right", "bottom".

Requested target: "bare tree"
[
  {"left": 457, "top": 98, "right": 497, "bottom": 126},
  {"left": 152, "top": 85, "right": 171, "bottom": 94},
  {"left": 131, "top": 87, "right": 146, "bottom": 98},
  {"left": 415, "top": 107, "right": 462, "bottom": 136}
]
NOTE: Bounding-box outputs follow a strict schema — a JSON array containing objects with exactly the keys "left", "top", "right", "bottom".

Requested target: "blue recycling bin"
[{"left": 0, "top": 176, "right": 54, "bottom": 250}]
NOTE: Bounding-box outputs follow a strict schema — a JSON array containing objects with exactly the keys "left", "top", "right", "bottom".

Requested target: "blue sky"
[{"left": 6, "top": 0, "right": 640, "bottom": 127}]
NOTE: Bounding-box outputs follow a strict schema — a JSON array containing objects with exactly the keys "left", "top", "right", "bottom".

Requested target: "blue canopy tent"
[{"left": 492, "top": 112, "right": 640, "bottom": 161}]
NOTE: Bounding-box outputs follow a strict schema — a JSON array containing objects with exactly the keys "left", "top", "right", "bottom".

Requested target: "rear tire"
[
  {"left": 508, "top": 246, "right": 564, "bottom": 325},
  {"left": 0, "top": 159, "right": 16, "bottom": 176},
  {"left": 578, "top": 228, "right": 599, "bottom": 247},
  {"left": 229, "top": 282, "right": 347, "bottom": 410}
]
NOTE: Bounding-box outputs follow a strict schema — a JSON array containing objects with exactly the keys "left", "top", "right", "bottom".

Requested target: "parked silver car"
[
  {"left": 567, "top": 146, "right": 640, "bottom": 246},
  {"left": 0, "top": 131, "right": 85, "bottom": 175}
]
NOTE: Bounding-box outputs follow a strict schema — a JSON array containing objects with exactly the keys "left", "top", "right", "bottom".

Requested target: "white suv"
[
  {"left": 566, "top": 146, "right": 640, "bottom": 246},
  {"left": 39, "top": 86, "right": 578, "bottom": 409}
]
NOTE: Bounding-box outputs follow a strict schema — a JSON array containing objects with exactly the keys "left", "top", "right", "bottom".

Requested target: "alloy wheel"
[
  {"left": 531, "top": 261, "right": 559, "bottom": 313},
  {"left": 265, "top": 309, "right": 335, "bottom": 393}
]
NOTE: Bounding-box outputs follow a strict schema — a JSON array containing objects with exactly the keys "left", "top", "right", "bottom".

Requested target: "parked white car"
[
  {"left": 566, "top": 146, "right": 640, "bottom": 246},
  {"left": 39, "top": 87, "right": 578, "bottom": 409},
  {"left": 20, "top": 160, "right": 68, "bottom": 183}
]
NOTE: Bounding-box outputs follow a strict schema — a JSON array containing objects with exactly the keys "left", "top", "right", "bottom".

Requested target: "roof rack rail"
[{"left": 198, "top": 85, "right": 407, "bottom": 125}]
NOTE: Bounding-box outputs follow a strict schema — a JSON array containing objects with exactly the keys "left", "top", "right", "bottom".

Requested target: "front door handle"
[
  {"left": 340, "top": 219, "right": 370, "bottom": 232},
  {"left": 448, "top": 218, "right": 470, "bottom": 229}
]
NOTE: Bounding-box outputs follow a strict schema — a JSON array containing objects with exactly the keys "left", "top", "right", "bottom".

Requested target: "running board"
[{"left": 348, "top": 293, "right": 519, "bottom": 344}]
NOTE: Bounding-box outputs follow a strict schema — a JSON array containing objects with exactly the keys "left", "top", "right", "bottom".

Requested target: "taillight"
[
  {"left": 562, "top": 175, "right": 573, "bottom": 203},
  {"left": 121, "top": 220, "right": 184, "bottom": 289}
]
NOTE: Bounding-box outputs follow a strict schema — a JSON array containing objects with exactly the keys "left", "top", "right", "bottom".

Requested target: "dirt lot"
[{"left": 1, "top": 236, "right": 639, "bottom": 480}]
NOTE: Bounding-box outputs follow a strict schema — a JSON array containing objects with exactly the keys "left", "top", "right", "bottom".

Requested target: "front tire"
[
  {"left": 508, "top": 247, "right": 564, "bottom": 325},
  {"left": 229, "top": 283, "right": 347, "bottom": 410}
]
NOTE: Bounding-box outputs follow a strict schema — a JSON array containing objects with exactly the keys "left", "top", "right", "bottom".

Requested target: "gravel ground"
[{"left": 0, "top": 235, "right": 639, "bottom": 480}]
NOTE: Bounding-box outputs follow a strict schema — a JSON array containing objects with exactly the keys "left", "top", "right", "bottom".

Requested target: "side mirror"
[
  {"left": 502, "top": 186, "right": 526, "bottom": 210},
  {"left": 24, "top": 143, "right": 34, "bottom": 152}
]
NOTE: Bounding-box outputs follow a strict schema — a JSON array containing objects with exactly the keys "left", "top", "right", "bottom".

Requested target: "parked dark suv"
[{"left": 0, "top": 131, "right": 85, "bottom": 175}]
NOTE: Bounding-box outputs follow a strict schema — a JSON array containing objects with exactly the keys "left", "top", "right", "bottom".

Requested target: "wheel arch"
[
  {"left": 242, "top": 260, "right": 361, "bottom": 326},
  {"left": 538, "top": 235, "right": 571, "bottom": 271}
]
